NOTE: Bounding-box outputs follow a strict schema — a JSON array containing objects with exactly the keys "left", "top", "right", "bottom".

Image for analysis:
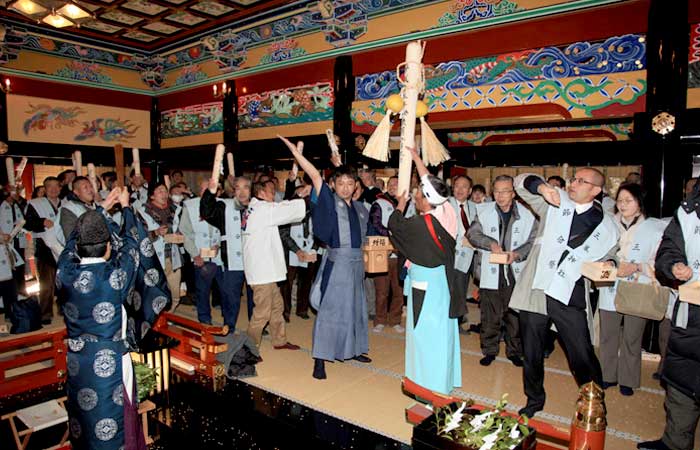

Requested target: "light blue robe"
[{"left": 404, "top": 263, "right": 461, "bottom": 395}]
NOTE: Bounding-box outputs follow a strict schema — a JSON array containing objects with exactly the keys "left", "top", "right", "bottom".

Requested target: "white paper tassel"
[
  {"left": 420, "top": 117, "right": 449, "bottom": 166},
  {"left": 362, "top": 112, "right": 392, "bottom": 162}
]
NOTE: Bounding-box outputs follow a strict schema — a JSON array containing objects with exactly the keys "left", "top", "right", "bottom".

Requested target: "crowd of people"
[{"left": 1, "top": 145, "right": 699, "bottom": 450}]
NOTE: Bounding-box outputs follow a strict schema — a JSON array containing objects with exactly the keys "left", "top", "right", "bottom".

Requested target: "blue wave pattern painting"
[{"left": 355, "top": 34, "right": 646, "bottom": 101}]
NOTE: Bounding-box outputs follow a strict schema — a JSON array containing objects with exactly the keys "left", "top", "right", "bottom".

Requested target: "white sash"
[
  {"left": 220, "top": 198, "right": 244, "bottom": 271},
  {"left": 289, "top": 219, "right": 314, "bottom": 268},
  {"left": 184, "top": 198, "right": 222, "bottom": 266},
  {"left": 532, "top": 189, "right": 619, "bottom": 304},
  {"left": 28, "top": 197, "right": 60, "bottom": 240},
  {"left": 137, "top": 204, "right": 182, "bottom": 271},
  {"left": 678, "top": 207, "right": 700, "bottom": 284},
  {"left": 666, "top": 208, "right": 700, "bottom": 329},
  {"left": 0, "top": 201, "right": 26, "bottom": 249},
  {"left": 478, "top": 202, "right": 535, "bottom": 290},
  {"left": 448, "top": 197, "right": 477, "bottom": 273},
  {"left": 599, "top": 217, "right": 668, "bottom": 311}
]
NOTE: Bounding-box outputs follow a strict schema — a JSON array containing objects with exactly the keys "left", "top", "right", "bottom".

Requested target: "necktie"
[{"left": 460, "top": 203, "right": 469, "bottom": 231}]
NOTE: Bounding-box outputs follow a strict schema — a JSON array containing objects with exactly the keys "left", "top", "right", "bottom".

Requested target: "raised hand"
[
  {"left": 538, "top": 183, "right": 561, "bottom": 207},
  {"left": 407, "top": 146, "right": 420, "bottom": 162},
  {"left": 278, "top": 135, "right": 301, "bottom": 156},
  {"left": 330, "top": 151, "right": 342, "bottom": 168},
  {"left": 208, "top": 177, "right": 218, "bottom": 194},
  {"left": 100, "top": 187, "right": 121, "bottom": 210},
  {"left": 117, "top": 186, "right": 130, "bottom": 208}
]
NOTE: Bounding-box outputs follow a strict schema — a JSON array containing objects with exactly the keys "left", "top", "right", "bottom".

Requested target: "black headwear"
[{"left": 76, "top": 210, "right": 110, "bottom": 246}]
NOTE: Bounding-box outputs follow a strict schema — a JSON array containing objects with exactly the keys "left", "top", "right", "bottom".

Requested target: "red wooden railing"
[
  {"left": 152, "top": 312, "right": 229, "bottom": 380},
  {"left": 0, "top": 328, "right": 67, "bottom": 398}
]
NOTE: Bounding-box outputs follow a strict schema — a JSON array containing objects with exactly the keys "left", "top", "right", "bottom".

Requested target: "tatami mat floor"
[
  {"left": 1, "top": 296, "right": 686, "bottom": 450},
  {"left": 172, "top": 301, "right": 673, "bottom": 450}
]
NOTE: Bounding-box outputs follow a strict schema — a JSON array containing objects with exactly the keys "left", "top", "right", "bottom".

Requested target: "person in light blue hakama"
[
  {"left": 404, "top": 263, "right": 461, "bottom": 394},
  {"left": 388, "top": 148, "right": 464, "bottom": 395}
]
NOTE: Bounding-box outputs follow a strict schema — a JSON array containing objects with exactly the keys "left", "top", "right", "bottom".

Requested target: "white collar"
[
  {"left": 80, "top": 257, "right": 106, "bottom": 265},
  {"left": 575, "top": 201, "right": 594, "bottom": 214}
]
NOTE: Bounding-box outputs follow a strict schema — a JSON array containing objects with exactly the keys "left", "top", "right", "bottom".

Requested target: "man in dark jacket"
[{"left": 639, "top": 179, "right": 700, "bottom": 450}]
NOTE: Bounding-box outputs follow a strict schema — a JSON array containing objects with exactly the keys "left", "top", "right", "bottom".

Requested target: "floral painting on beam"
[{"left": 238, "top": 82, "right": 334, "bottom": 128}]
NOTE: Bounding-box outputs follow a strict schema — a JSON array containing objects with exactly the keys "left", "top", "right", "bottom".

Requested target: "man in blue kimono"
[{"left": 279, "top": 136, "right": 370, "bottom": 380}]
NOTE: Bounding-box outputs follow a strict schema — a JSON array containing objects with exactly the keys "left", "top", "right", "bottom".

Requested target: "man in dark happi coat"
[{"left": 280, "top": 136, "right": 371, "bottom": 380}]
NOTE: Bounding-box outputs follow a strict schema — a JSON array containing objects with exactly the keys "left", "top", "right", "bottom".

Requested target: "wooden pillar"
[
  {"left": 223, "top": 79, "right": 238, "bottom": 176},
  {"left": 333, "top": 56, "right": 354, "bottom": 166},
  {"left": 636, "top": 0, "right": 690, "bottom": 217}
]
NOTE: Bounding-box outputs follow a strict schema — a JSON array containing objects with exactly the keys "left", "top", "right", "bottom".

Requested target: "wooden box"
[
  {"left": 581, "top": 262, "right": 617, "bottom": 282},
  {"left": 165, "top": 233, "right": 184, "bottom": 244},
  {"left": 489, "top": 253, "right": 509, "bottom": 264},
  {"left": 679, "top": 281, "right": 700, "bottom": 305},
  {"left": 200, "top": 248, "right": 217, "bottom": 258},
  {"left": 363, "top": 237, "right": 394, "bottom": 274}
]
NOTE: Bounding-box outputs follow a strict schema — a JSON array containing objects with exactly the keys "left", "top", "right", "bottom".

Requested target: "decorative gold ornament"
[
  {"left": 652, "top": 112, "right": 675, "bottom": 135},
  {"left": 415, "top": 100, "right": 429, "bottom": 118},
  {"left": 386, "top": 94, "right": 404, "bottom": 113}
]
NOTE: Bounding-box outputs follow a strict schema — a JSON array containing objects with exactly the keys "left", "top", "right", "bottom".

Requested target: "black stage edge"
[{"left": 150, "top": 379, "right": 409, "bottom": 450}]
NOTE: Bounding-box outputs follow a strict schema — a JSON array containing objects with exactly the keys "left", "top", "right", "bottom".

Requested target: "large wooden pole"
[{"left": 398, "top": 41, "right": 424, "bottom": 195}]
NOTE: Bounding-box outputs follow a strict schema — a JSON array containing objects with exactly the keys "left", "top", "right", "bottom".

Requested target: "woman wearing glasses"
[{"left": 598, "top": 183, "right": 669, "bottom": 396}]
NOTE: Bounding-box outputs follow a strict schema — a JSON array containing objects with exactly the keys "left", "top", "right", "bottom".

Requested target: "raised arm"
[
  {"left": 408, "top": 147, "right": 429, "bottom": 179},
  {"left": 279, "top": 135, "right": 323, "bottom": 196}
]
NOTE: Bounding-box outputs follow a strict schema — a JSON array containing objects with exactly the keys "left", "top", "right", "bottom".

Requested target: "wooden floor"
[{"left": 0, "top": 296, "right": 682, "bottom": 450}]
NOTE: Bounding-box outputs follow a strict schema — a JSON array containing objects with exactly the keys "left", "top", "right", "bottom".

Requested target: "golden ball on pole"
[
  {"left": 385, "top": 94, "right": 404, "bottom": 113},
  {"left": 415, "top": 100, "right": 429, "bottom": 118}
]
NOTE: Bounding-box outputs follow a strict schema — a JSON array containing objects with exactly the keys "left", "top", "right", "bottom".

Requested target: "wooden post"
[
  {"left": 114, "top": 144, "right": 124, "bottom": 188},
  {"left": 398, "top": 41, "right": 424, "bottom": 195}
]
